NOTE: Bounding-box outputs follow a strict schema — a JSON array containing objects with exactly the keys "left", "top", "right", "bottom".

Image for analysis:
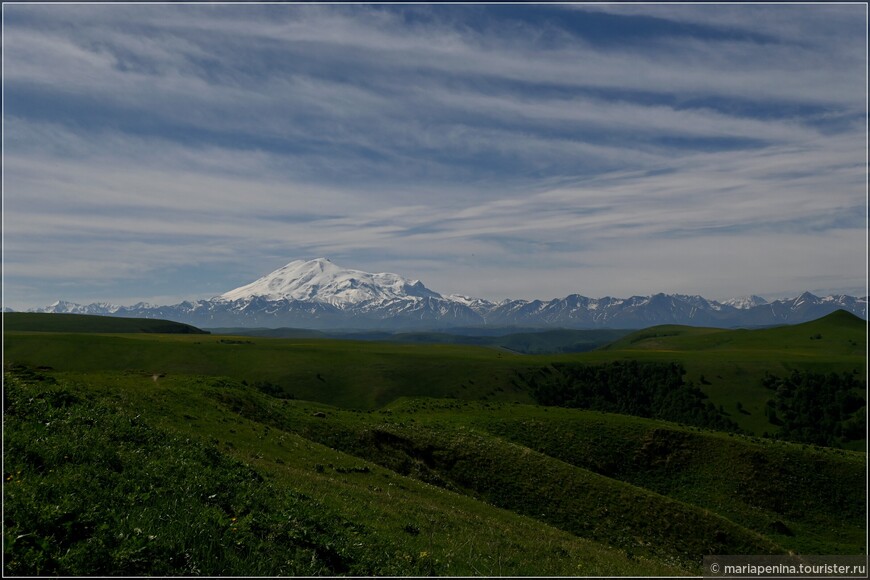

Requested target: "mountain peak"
[
  {"left": 723, "top": 295, "right": 769, "bottom": 309},
  {"left": 287, "top": 257, "right": 332, "bottom": 268},
  {"left": 218, "top": 258, "right": 442, "bottom": 305}
]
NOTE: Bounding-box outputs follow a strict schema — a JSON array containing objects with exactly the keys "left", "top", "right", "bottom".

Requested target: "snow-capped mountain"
[
  {"left": 209, "top": 258, "right": 482, "bottom": 328},
  {"left": 723, "top": 295, "right": 769, "bottom": 310},
  {"left": 28, "top": 259, "right": 868, "bottom": 330},
  {"left": 218, "top": 258, "right": 440, "bottom": 305},
  {"left": 446, "top": 294, "right": 498, "bottom": 315},
  {"left": 33, "top": 300, "right": 123, "bottom": 315},
  {"left": 483, "top": 293, "right": 727, "bottom": 328}
]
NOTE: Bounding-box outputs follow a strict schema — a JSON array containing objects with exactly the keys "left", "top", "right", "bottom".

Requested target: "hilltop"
[
  {"left": 3, "top": 312, "right": 208, "bottom": 335},
  {"left": 601, "top": 310, "right": 865, "bottom": 352}
]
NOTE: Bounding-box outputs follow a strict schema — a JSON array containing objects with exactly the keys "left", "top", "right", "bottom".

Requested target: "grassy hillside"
[
  {"left": 4, "top": 311, "right": 864, "bottom": 438},
  {"left": 3, "top": 332, "right": 530, "bottom": 409},
  {"left": 4, "top": 310, "right": 865, "bottom": 575},
  {"left": 3, "top": 312, "right": 208, "bottom": 335},
  {"left": 584, "top": 311, "right": 866, "bottom": 435},
  {"left": 4, "top": 364, "right": 864, "bottom": 576},
  {"left": 601, "top": 310, "right": 865, "bottom": 353},
  {"left": 477, "top": 408, "right": 865, "bottom": 555},
  {"left": 3, "top": 365, "right": 680, "bottom": 576}
]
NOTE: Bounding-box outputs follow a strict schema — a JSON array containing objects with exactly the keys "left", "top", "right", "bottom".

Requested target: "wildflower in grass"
[{"left": 419, "top": 551, "right": 430, "bottom": 559}]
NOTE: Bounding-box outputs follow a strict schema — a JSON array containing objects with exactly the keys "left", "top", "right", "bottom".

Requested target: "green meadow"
[
  {"left": 3, "top": 312, "right": 208, "bottom": 335},
  {"left": 5, "top": 311, "right": 865, "bottom": 431},
  {"left": 3, "top": 311, "right": 866, "bottom": 575}
]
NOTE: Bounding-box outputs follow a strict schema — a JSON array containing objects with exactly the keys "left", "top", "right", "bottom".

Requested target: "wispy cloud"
[{"left": 3, "top": 4, "right": 865, "bottom": 308}]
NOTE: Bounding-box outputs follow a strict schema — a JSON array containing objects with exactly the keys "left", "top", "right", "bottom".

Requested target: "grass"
[
  {"left": 2, "top": 331, "right": 534, "bottom": 409},
  {"left": 4, "top": 311, "right": 864, "bottom": 436},
  {"left": 7, "top": 365, "right": 865, "bottom": 574},
  {"left": 3, "top": 311, "right": 865, "bottom": 575},
  {"left": 475, "top": 407, "right": 866, "bottom": 555},
  {"left": 4, "top": 370, "right": 375, "bottom": 576},
  {"left": 3, "top": 312, "right": 208, "bottom": 335},
  {"left": 210, "top": 388, "right": 861, "bottom": 562},
  {"left": 585, "top": 311, "right": 867, "bottom": 434},
  {"left": 4, "top": 365, "right": 679, "bottom": 576}
]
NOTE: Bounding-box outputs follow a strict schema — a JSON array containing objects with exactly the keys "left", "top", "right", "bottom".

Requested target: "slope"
[
  {"left": 6, "top": 364, "right": 864, "bottom": 576},
  {"left": 600, "top": 310, "right": 865, "bottom": 353},
  {"left": 583, "top": 311, "right": 867, "bottom": 435},
  {"left": 4, "top": 365, "right": 673, "bottom": 576},
  {"left": 3, "top": 313, "right": 208, "bottom": 335},
  {"left": 4, "top": 311, "right": 865, "bottom": 437},
  {"left": 2, "top": 332, "right": 531, "bottom": 409}
]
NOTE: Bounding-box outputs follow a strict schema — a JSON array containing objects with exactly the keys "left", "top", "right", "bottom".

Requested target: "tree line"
[
  {"left": 762, "top": 369, "right": 865, "bottom": 447},
  {"left": 523, "top": 360, "right": 740, "bottom": 432}
]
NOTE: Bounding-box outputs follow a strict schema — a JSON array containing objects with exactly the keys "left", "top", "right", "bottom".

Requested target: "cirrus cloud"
[{"left": 2, "top": 3, "right": 866, "bottom": 309}]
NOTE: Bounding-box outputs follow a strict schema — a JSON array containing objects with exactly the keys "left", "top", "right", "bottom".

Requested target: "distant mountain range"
[{"left": 23, "top": 258, "right": 868, "bottom": 330}]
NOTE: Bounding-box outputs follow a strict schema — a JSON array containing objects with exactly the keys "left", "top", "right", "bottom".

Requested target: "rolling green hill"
[
  {"left": 3, "top": 311, "right": 866, "bottom": 575},
  {"left": 581, "top": 311, "right": 866, "bottom": 436},
  {"left": 3, "top": 312, "right": 208, "bottom": 335},
  {"left": 5, "top": 365, "right": 864, "bottom": 576},
  {"left": 6, "top": 365, "right": 676, "bottom": 576},
  {"left": 4, "top": 311, "right": 864, "bottom": 437},
  {"left": 2, "top": 332, "right": 529, "bottom": 409},
  {"left": 601, "top": 310, "right": 865, "bottom": 354}
]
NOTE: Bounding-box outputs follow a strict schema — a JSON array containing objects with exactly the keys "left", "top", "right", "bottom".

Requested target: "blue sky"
[{"left": 3, "top": 3, "right": 867, "bottom": 309}]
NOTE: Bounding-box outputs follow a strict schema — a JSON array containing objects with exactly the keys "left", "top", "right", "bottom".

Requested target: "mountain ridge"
[{"left": 26, "top": 258, "right": 868, "bottom": 330}]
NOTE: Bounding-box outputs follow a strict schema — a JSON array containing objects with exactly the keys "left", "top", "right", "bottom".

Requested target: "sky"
[{"left": 2, "top": 2, "right": 867, "bottom": 309}]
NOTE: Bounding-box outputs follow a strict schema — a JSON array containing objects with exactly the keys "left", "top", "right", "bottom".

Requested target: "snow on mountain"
[
  {"left": 446, "top": 294, "right": 497, "bottom": 315},
  {"left": 723, "top": 295, "right": 769, "bottom": 310},
  {"left": 218, "top": 258, "right": 441, "bottom": 305},
  {"left": 33, "top": 300, "right": 122, "bottom": 315},
  {"left": 37, "top": 300, "right": 81, "bottom": 313},
  {"left": 28, "top": 258, "right": 868, "bottom": 329}
]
